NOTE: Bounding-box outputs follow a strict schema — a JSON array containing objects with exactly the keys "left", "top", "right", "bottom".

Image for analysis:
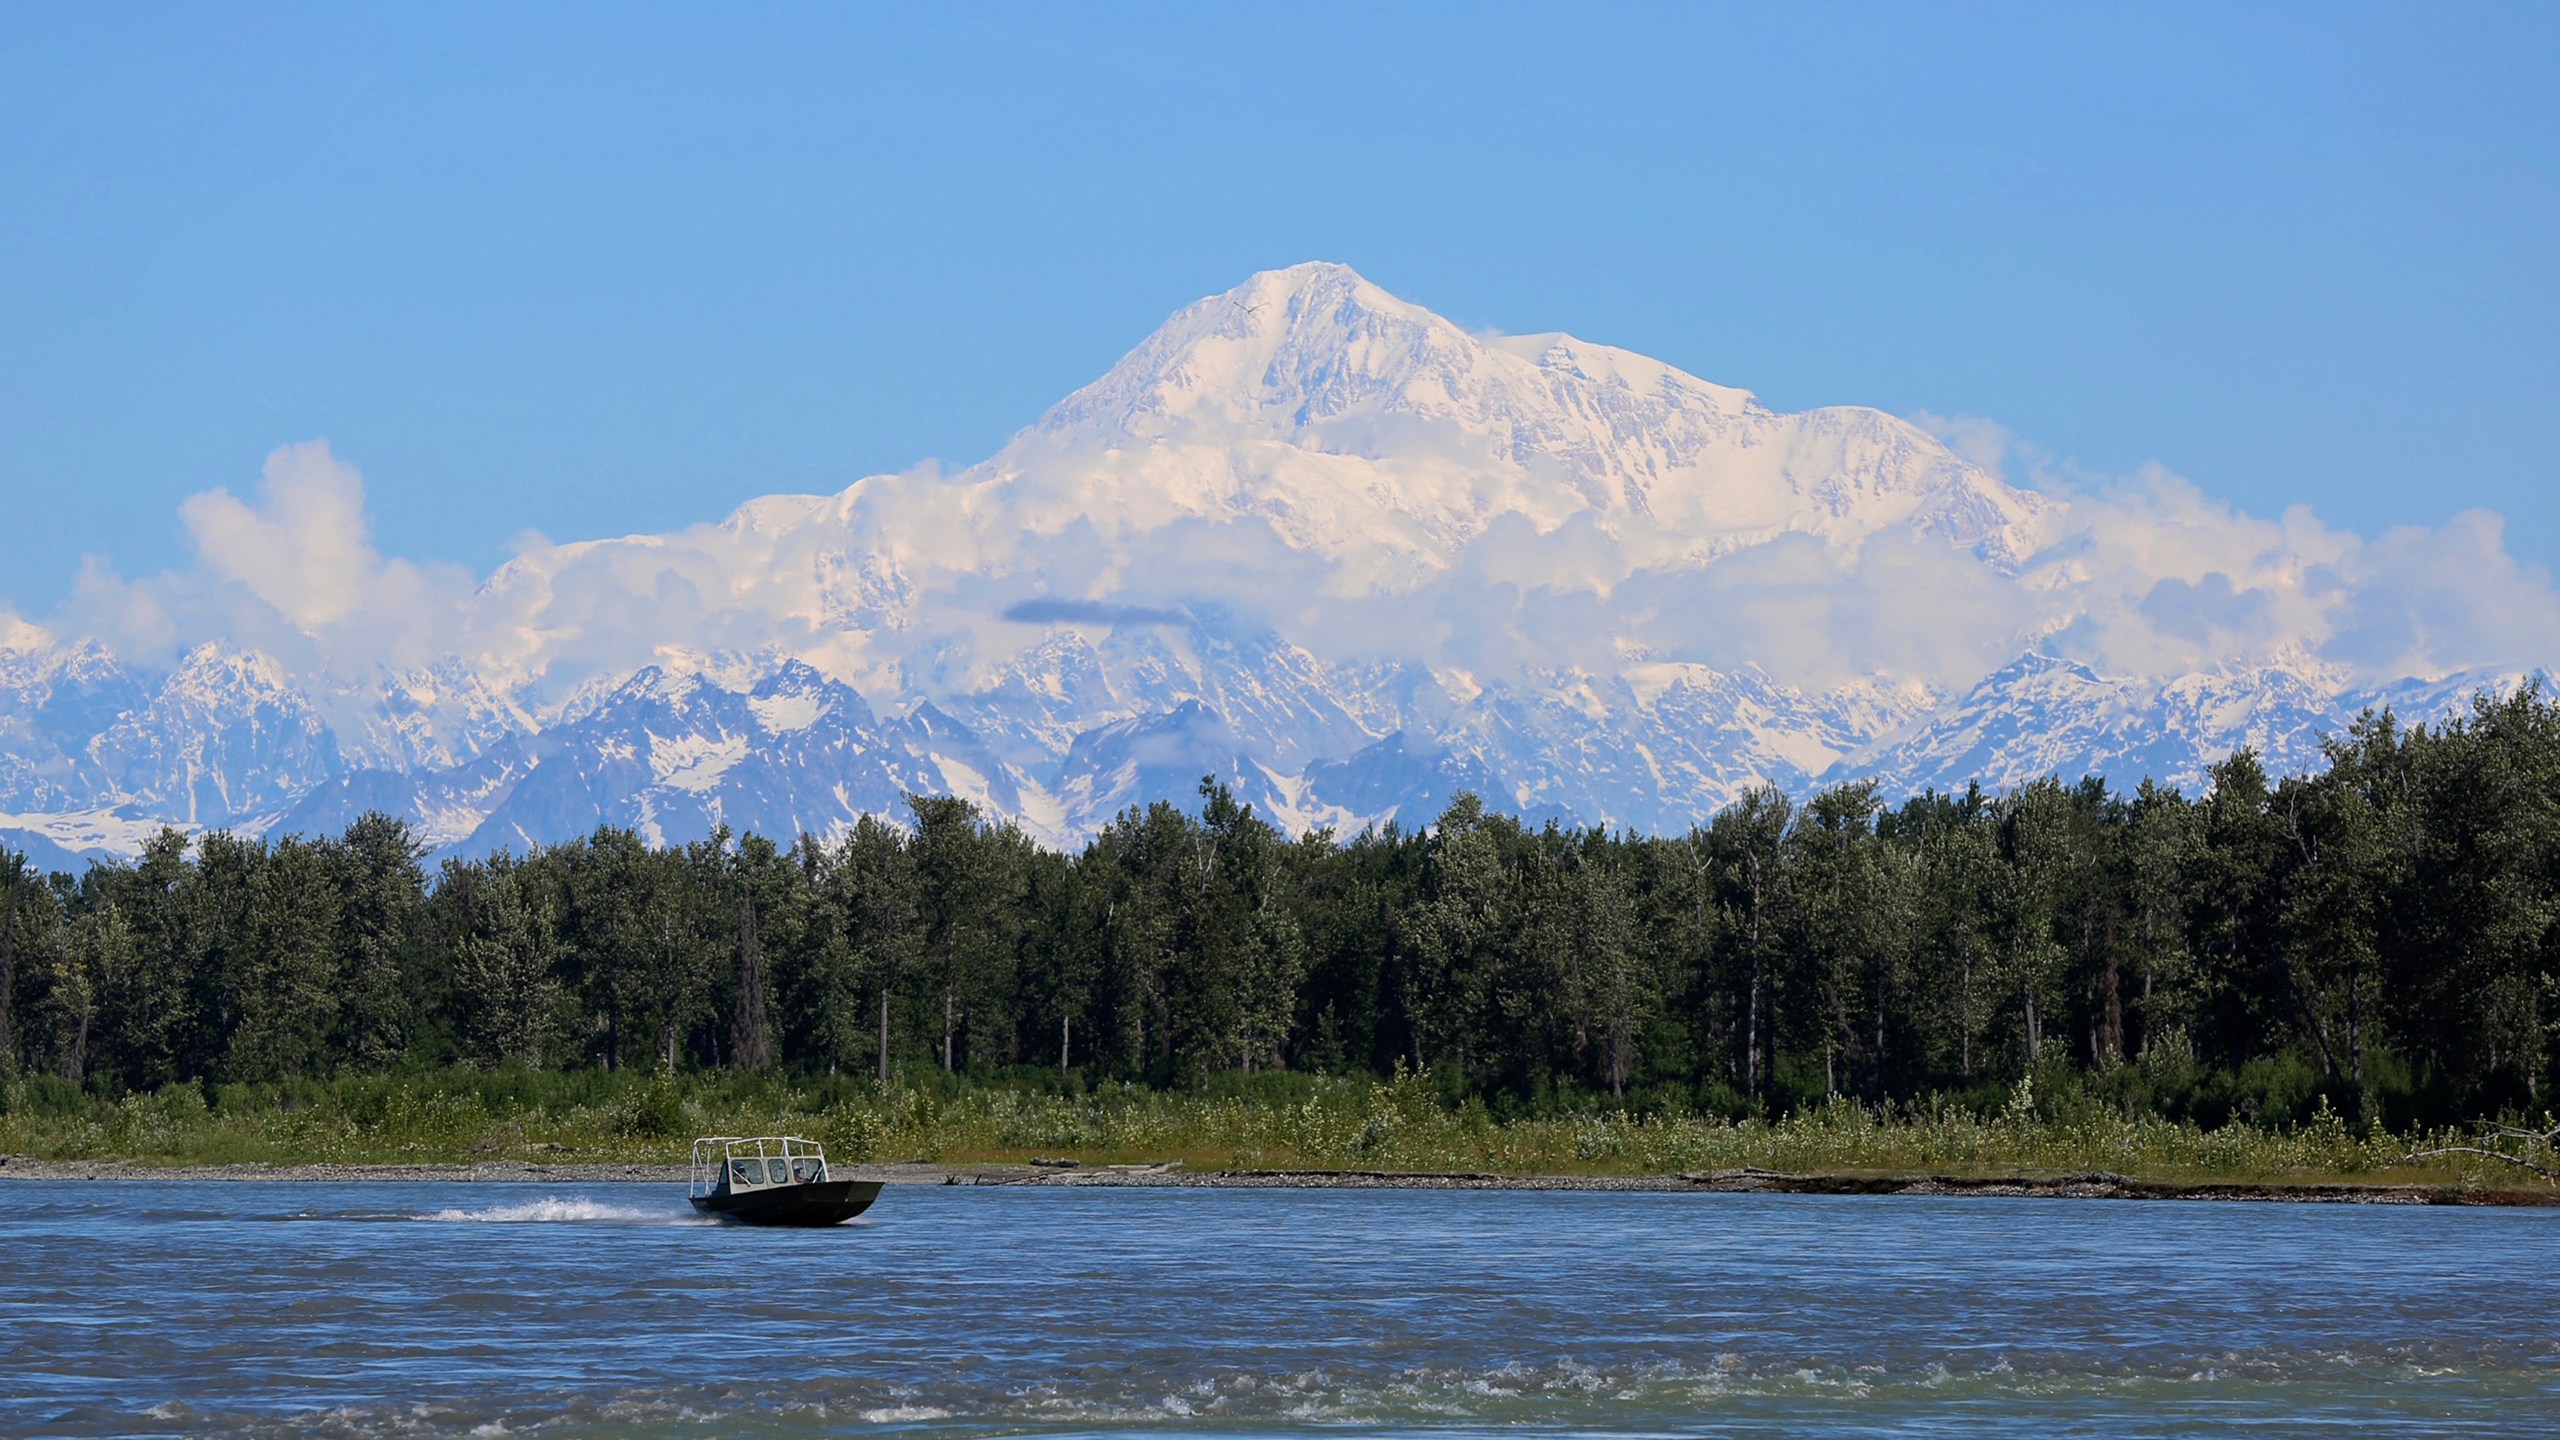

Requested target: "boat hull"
[{"left": 690, "top": 1179, "right": 884, "bottom": 1227}]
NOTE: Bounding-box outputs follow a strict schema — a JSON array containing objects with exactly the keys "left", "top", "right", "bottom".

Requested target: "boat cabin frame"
[{"left": 691, "top": 1135, "right": 831, "bottom": 1198}]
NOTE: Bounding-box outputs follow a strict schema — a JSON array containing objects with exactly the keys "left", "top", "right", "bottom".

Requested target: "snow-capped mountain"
[
  {"left": 271, "top": 660, "right": 1030, "bottom": 858},
  {"left": 1853, "top": 653, "right": 2554, "bottom": 801},
  {"left": 0, "top": 639, "right": 146, "bottom": 814},
  {"left": 0, "top": 263, "right": 2546, "bottom": 866},
  {"left": 83, "top": 645, "right": 342, "bottom": 826}
]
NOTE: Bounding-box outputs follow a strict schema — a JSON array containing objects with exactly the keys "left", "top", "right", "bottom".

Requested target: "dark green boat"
[{"left": 689, "top": 1136, "right": 882, "bottom": 1227}]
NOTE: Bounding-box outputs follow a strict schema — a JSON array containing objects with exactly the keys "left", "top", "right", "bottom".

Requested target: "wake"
[{"left": 420, "top": 1196, "right": 712, "bottom": 1225}]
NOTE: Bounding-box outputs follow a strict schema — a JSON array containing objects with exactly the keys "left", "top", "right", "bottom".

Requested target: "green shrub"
[{"left": 0, "top": 1065, "right": 2547, "bottom": 1191}]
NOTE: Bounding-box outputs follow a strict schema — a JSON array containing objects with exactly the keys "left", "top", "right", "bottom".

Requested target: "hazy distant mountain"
[{"left": 0, "top": 263, "right": 2543, "bottom": 865}]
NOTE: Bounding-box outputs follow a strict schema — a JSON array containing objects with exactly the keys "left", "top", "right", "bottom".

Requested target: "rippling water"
[{"left": 2, "top": 1182, "right": 2554, "bottom": 1437}]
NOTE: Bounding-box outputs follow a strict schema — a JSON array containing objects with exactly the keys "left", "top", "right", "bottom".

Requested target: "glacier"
[{"left": 0, "top": 262, "right": 2546, "bottom": 866}]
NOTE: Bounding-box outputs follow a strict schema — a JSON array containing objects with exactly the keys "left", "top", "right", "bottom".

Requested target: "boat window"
[
  {"left": 765, "top": 1159, "right": 790, "bottom": 1184},
  {"left": 731, "top": 1159, "right": 756, "bottom": 1186},
  {"left": 794, "top": 1158, "right": 821, "bottom": 1182}
]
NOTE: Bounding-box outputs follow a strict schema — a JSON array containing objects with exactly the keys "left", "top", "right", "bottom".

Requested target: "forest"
[{"left": 2, "top": 687, "right": 2556, "bottom": 1137}]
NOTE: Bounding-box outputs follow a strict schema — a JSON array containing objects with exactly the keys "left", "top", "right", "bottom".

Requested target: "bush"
[
  {"left": 612, "top": 1076, "right": 691, "bottom": 1140},
  {"left": 0, "top": 1064, "right": 2546, "bottom": 1191}
]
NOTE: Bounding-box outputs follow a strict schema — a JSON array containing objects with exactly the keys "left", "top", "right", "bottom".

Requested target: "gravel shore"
[{"left": 1, "top": 1152, "right": 2551, "bottom": 1204}]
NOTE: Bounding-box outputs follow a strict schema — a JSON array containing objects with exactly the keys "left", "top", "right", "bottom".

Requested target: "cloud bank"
[{"left": 23, "top": 430, "right": 2549, "bottom": 741}]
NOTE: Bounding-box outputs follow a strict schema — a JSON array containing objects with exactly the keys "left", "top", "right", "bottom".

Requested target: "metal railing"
[{"left": 690, "top": 1135, "right": 830, "bottom": 1197}]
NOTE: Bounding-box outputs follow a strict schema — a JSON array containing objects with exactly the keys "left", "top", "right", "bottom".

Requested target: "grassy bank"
[{"left": 2, "top": 1066, "right": 2552, "bottom": 1191}]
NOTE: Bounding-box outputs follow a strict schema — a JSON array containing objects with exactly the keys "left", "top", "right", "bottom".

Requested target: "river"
[{"left": 2, "top": 1182, "right": 2552, "bottom": 1436}]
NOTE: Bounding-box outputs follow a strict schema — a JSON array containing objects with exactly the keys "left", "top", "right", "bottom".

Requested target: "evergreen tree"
[{"left": 6, "top": 681, "right": 2557, "bottom": 1133}]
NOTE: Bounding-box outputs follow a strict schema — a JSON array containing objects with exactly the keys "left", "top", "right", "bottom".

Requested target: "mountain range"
[{"left": 0, "top": 263, "right": 2543, "bottom": 869}]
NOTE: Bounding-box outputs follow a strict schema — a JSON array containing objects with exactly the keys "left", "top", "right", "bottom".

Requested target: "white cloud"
[
  {"left": 94, "top": 435, "right": 2560, "bottom": 710},
  {"left": 18, "top": 347, "right": 2559, "bottom": 761},
  {"left": 2325, "top": 510, "right": 2560, "bottom": 677},
  {"left": 1910, "top": 411, "right": 2023, "bottom": 478},
  {"left": 36, "top": 442, "right": 477, "bottom": 690},
  {"left": 58, "top": 555, "right": 182, "bottom": 666},
  {"left": 0, "top": 608, "right": 49, "bottom": 654},
  {"left": 179, "top": 441, "right": 380, "bottom": 631}
]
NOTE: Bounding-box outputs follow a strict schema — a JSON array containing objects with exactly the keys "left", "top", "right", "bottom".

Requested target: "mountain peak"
[
  {"left": 1231, "top": 259, "right": 1397, "bottom": 316},
  {"left": 1033, "top": 261, "right": 1452, "bottom": 441},
  {"left": 1052, "top": 262, "right": 1765, "bottom": 440},
  {"left": 990, "top": 264, "right": 2027, "bottom": 581},
  {"left": 170, "top": 642, "right": 293, "bottom": 697}
]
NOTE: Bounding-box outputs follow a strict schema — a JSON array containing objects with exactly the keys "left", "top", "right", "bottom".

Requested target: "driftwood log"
[{"left": 2403, "top": 1124, "right": 2560, "bottom": 1181}]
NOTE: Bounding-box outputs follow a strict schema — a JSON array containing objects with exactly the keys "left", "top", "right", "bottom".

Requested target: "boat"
[{"left": 689, "top": 1135, "right": 882, "bottom": 1226}]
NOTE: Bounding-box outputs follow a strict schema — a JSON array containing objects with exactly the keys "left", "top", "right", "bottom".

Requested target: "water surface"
[{"left": 2, "top": 1183, "right": 2552, "bottom": 1437}]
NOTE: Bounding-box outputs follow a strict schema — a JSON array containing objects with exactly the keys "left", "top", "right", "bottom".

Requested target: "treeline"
[{"left": 2, "top": 690, "right": 2556, "bottom": 1129}]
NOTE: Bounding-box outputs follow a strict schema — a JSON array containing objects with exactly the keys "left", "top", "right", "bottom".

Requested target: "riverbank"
[
  {"left": 9, "top": 1067, "right": 2555, "bottom": 1201},
  {"left": 4, "top": 1153, "right": 2552, "bottom": 1205}
]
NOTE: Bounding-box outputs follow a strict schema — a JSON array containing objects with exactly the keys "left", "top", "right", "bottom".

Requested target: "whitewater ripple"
[{"left": 421, "top": 1197, "right": 710, "bottom": 1225}]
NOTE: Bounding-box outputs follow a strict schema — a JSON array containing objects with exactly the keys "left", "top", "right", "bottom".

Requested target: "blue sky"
[{"left": 3, "top": 3, "right": 2553, "bottom": 614}]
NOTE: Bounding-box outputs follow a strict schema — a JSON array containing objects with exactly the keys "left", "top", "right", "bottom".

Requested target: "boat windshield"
[{"left": 691, "top": 1136, "right": 830, "bottom": 1197}]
